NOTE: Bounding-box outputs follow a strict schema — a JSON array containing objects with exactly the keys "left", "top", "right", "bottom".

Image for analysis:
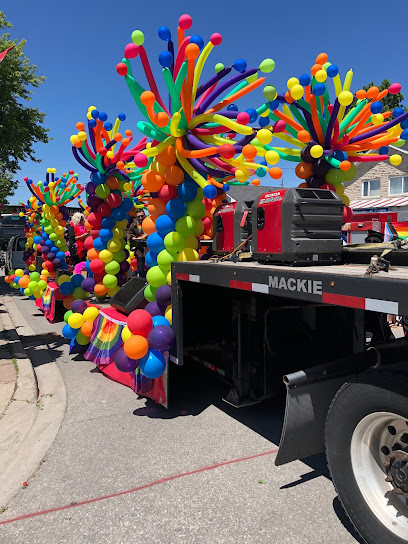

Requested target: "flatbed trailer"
[{"left": 171, "top": 258, "right": 408, "bottom": 544}]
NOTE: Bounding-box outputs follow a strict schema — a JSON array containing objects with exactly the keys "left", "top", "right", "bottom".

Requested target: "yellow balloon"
[
  {"left": 310, "top": 145, "right": 323, "bottom": 159},
  {"left": 83, "top": 307, "right": 100, "bottom": 322},
  {"left": 57, "top": 274, "right": 71, "bottom": 286},
  {"left": 68, "top": 313, "right": 85, "bottom": 329},
  {"left": 315, "top": 70, "right": 327, "bottom": 83},
  {"left": 99, "top": 250, "right": 113, "bottom": 263},
  {"left": 257, "top": 129, "right": 273, "bottom": 145},
  {"left": 121, "top": 325, "right": 132, "bottom": 342},
  {"left": 235, "top": 168, "right": 249, "bottom": 182},
  {"left": 178, "top": 248, "right": 199, "bottom": 261},
  {"left": 167, "top": 271, "right": 172, "bottom": 285},
  {"left": 287, "top": 77, "right": 299, "bottom": 90},
  {"left": 265, "top": 150, "right": 280, "bottom": 165},
  {"left": 341, "top": 194, "right": 350, "bottom": 206},
  {"left": 165, "top": 304, "right": 172, "bottom": 325},
  {"left": 390, "top": 154, "right": 402, "bottom": 166},
  {"left": 290, "top": 84, "right": 304, "bottom": 100},
  {"left": 371, "top": 113, "right": 384, "bottom": 125},
  {"left": 338, "top": 91, "right": 354, "bottom": 106}
]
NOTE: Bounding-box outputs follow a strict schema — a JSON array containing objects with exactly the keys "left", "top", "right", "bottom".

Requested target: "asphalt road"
[{"left": 0, "top": 284, "right": 362, "bottom": 544}]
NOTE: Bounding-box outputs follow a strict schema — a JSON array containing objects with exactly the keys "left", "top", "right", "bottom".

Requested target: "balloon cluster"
[
  {"left": 260, "top": 53, "right": 407, "bottom": 215},
  {"left": 54, "top": 274, "right": 89, "bottom": 311},
  {"left": 19, "top": 199, "right": 41, "bottom": 271},
  {"left": 62, "top": 303, "right": 100, "bottom": 351},
  {"left": 116, "top": 304, "right": 174, "bottom": 378},
  {"left": 70, "top": 110, "right": 148, "bottom": 299},
  {"left": 4, "top": 270, "right": 48, "bottom": 299},
  {"left": 25, "top": 170, "right": 84, "bottom": 278}
]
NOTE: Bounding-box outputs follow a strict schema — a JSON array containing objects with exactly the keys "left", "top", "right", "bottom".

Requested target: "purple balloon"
[
  {"left": 42, "top": 246, "right": 49, "bottom": 254},
  {"left": 81, "top": 277, "right": 96, "bottom": 292},
  {"left": 114, "top": 347, "right": 139, "bottom": 373},
  {"left": 71, "top": 299, "right": 87, "bottom": 314},
  {"left": 86, "top": 182, "right": 96, "bottom": 195},
  {"left": 120, "top": 261, "right": 130, "bottom": 273},
  {"left": 155, "top": 284, "right": 172, "bottom": 307},
  {"left": 48, "top": 252, "right": 56, "bottom": 261},
  {"left": 117, "top": 273, "right": 127, "bottom": 286},
  {"left": 87, "top": 195, "right": 103, "bottom": 208},
  {"left": 144, "top": 301, "right": 165, "bottom": 317},
  {"left": 147, "top": 325, "right": 175, "bottom": 351},
  {"left": 52, "top": 258, "right": 61, "bottom": 268}
]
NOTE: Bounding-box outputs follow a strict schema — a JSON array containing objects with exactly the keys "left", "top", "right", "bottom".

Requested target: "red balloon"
[
  {"left": 84, "top": 237, "right": 94, "bottom": 250},
  {"left": 87, "top": 212, "right": 102, "bottom": 227},
  {"left": 158, "top": 184, "right": 177, "bottom": 204},
  {"left": 97, "top": 203, "right": 111, "bottom": 217},
  {"left": 44, "top": 260, "right": 54, "bottom": 269},
  {"left": 53, "top": 287, "right": 65, "bottom": 301},
  {"left": 202, "top": 217, "right": 212, "bottom": 229},
  {"left": 127, "top": 309, "right": 153, "bottom": 337},
  {"left": 106, "top": 193, "right": 122, "bottom": 209},
  {"left": 343, "top": 206, "right": 353, "bottom": 223},
  {"left": 218, "top": 144, "right": 236, "bottom": 159},
  {"left": 92, "top": 272, "right": 105, "bottom": 283},
  {"left": 89, "top": 259, "right": 105, "bottom": 274},
  {"left": 90, "top": 229, "right": 101, "bottom": 239}
]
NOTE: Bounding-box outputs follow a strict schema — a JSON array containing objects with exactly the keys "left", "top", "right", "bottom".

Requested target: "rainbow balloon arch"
[{"left": 4, "top": 13, "right": 408, "bottom": 405}]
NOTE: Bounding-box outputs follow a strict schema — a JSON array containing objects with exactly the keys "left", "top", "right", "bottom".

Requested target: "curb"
[{"left": 0, "top": 295, "right": 67, "bottom": 507}]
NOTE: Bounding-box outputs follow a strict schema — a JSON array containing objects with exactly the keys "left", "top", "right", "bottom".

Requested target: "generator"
[
  {"left": 212, "top": 200, "right": 253, "bottom": 255},
  {"left": 252, "top": 188, "right": 344, "bottom": 264}
]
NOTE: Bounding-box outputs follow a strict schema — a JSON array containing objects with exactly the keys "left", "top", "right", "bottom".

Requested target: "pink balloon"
[
  {"left": 134, "top": 153, "right": 148, "bottom": 168},
  {"left": 158, "top": 184, "right": 177, "bottom": 204},
  {"left": 389, "top": 83, "right": 402, "bottom": 95},
  {"left": 236, "top": 112, "right": 250, "bottom": 125},
  {"left": 211, "top": 33, "right": 222, "bottom": 46},
  {"left": 273, "top": 120, "right": 286, "bottom": 133},
  {"left": 179, "top": 14, "right": 192, "bottom": 30},
  {"left": 124, "top": 43, "right": 139, "bottom": 59}
]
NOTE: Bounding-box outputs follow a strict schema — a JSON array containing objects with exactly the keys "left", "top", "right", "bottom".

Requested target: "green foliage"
[
  {"left": 351, "top": 79, "right": 406, "bottom": 111},
  {"left": 0, "top": 11, "right": 49, "bottom": 202}
]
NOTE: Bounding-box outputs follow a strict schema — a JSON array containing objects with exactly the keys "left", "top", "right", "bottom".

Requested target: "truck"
[{"left": 167, "top": 188, "right": 408, "bottom": 544}]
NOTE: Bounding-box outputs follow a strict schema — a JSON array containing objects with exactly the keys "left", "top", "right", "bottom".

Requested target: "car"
[{"left": 5, "top": 236, "right": 27, "bottom": 274}]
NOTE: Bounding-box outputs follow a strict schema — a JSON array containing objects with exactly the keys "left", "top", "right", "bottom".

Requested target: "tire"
[{"left": 326, "top": 371, "right": 408, "bottom": 544}]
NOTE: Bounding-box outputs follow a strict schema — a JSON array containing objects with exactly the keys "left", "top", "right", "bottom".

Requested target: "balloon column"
[
  {"left": 70, "top": 110, "right": 148, "bottom": 300},
  {"left": 62, "top": 304, "right": 100, "bottom": 352},
  {"left": 113, "top": 13, "right": 278, "bottom": 378},
  {"left": 25, "top": 169, "right": 84, "bottom": 278},
  {"left": 258, "top": 53, "right": 407, "bottom": 218},
  {"left": 4, "top": 270, "right": 48, "bottom": 299},
  {"left": 19, "top": 199, "right": 42, "bottom": 271}
]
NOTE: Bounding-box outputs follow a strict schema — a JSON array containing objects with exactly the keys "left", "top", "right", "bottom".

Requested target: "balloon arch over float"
[{"left": 5, "top": 13, "right": 408, "bottom": 392}]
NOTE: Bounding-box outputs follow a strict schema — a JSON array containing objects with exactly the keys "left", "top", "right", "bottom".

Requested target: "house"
[{"left": 345, "top": 143, "right": 408, "bottom": 214}]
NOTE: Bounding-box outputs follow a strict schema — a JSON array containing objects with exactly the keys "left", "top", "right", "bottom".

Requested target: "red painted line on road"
[{"left": 0, "top": 449, "right": 279, "bottom": 525}]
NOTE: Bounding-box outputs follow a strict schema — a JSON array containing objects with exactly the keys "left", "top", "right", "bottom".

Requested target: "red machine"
[
  {"left": 212, "top": 200, "right": 253, "bottom": 255},
  {"left": 252, "top": 188, "right": 344, "bottom": 264}
]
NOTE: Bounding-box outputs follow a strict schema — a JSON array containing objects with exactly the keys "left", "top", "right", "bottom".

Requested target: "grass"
[{"left": 0, "top": 506, "right": 9, "bottom": 514}]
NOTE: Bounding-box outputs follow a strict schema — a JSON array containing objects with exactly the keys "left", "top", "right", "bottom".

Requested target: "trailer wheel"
[{"left": 326, "top": 377, "right": 408, "bottom": 544}]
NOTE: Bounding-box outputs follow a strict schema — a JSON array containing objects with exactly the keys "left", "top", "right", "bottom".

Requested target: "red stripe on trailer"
[
  {"left": 322, "top": 292, "right": 365, "bottom": 309},
  {"left": 229, "top": 280, "right": 252, "bottom": 291},
  {"left": 176, "top": 273, "right": 190, "bottom": 281}
]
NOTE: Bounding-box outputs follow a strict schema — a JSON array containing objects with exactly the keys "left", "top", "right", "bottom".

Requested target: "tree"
[
  {"left": 351, "top": 79, "right": 406, "bottom": 111},
  {"left": 0, "top": 11, "right": 49, "bottom": 203}
]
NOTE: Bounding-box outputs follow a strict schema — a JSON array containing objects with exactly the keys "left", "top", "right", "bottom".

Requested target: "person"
[
  {"left": 66, "top": 212, "right": 87, "bottom": 266},
  {"left": 127, "top": 210, "right": 148, "bottom": 278}
]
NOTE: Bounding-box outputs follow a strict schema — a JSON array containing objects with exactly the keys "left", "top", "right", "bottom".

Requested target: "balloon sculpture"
[{"left": 19, "top": 198, "right": 42, "bottom": 271}]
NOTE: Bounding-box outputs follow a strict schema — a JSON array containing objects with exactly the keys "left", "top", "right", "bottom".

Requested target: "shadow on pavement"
[
  {"left": 333, "top": 497, "right": 365, "bottom": 544},
  {"left": 20, "top": 332, "right": 66, "bottom": 368}
]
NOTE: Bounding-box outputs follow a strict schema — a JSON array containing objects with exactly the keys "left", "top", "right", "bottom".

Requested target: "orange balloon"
[
  {"left": 40, "top": 275, "right": 48, "bottom": 282},
  {"left": 4, "top": 276, "right": 10, "bottom": 283},
  {"left": 242, "top": 144, "right": 257, "bottom": 160},
  {"left": 87, "top": 248, "right": 99, "bottom": 261},
  {"left": 106, "top": 176, "right": 120, "bottom": 190},
  {"left": 142, "top": 216, "right": 157, "bottom": 235},
  {"left": 311, "top": 63, "right": 322, "bottom": 76},
  {"left": 94, "top": 283, "right": 108, "bottom": 297},
  {"left": 50, "top": 205, "right": 59, "bottom": 215},
  {"left": 164, "top": 165, "right": 184, "bottom": 186},
  {"left": 269, "top": 167, "right": 283, "bottom": 180},
  {"left": 295, "top": 162, "right": 313, "bottom": 179},
  {"left": 63, "top": 295, "right": 75, "bottom": 310},
  {"left": 80, "top": 321, "right": 93, "bottom": 337},
  {"left": 156, "top": 146, "right": 176, "bottom": 167},
  {"left": 57, "top": 213, "right": 63, "bottom": 221},
  {"left": 19, "top": 276, "right": 30, "bottom": 288},
  {"left": 285, "top": 91, "right": 294, "bottom": 104},
  {"left": 355, "top": 89, "right": 367, "bottom": 100},
  {"left": 315, "top": 53, "right": 328, "bottom": 66},
  {"left": 297, "top": 130, "right": 311, "bottom": 144},
  {"left": 252, "top": 179, "right": 261, "bottom": 186},
  {"left": 366, "top": 86, "right": 379, "bottom": 100},
  {"left": 85, "top": 220, "right": 92, "bottom": 231},
  {"left": 128, "top": 208, "right": 136, "bottom": 217},
  {"left": 124, "top": 335, "right": 149, "bottom": 359},
  {"left": 60, "top": 220, "right": 67, "bottom": 228},
  {"left": 142, "top": 170, "right": 165, "bottom": 192},
  {"left": 206, "top": 227, "right": 213, "bottom": 238},
  {"left": 49, "top": 271, "right": 56, "bottom": 278},
  {"left": 340, "top": 161, "right": 351, "bottom": 171},
  {"left": 298, "top": 182, "right": 308, "bottom": 188},
  {"left": 147, "top": 198, "right": 166, "bottom": 218}
]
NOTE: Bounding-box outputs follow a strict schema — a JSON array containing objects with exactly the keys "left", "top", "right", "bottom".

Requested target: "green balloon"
[
  {"left": 38, "top": 280, "right": 47, "bottom": 290},
  {"left": 343, "top": 163, "right": 357, "bottom": 182},
  {"left": 28, "top": 281, "right": 38, "bottom": 291},
  {"left": 164, "top": 231, "right": 185, "bottom": 252},
  {"left": 144, "top": 284, "right": 157, "bottom": 302},
  {"left": 102, "top": 274, "right": 118, "bottom": 289},
  {"left": 325, "top": 168, "right": 345, "bottom": 185},
  {"left": 49, "top": 233, "right": 57, "bottom": 241},
  {"left": 157, "top": 249, "right": 177, "bottom": 270},
  {"left": 215, "top": 63, "right": 225, "bottom": 73},
  {"left": 195, "top": 219, "right": 205, "bottom": 237},
  {"left": 95, "top": 184, "right": 110, "bottom": 199},
  {"left": 73, "top": 287, "right": 87, "bottom": 300},
  {"left": 146, "top": 265, "right": 167, "bottom": 287},
  {"left": 75, "top": 330, "right": 90, "bottom": 346},
  {"left": 24, "top": 288, "right": 31, "bottom": 297},
  {"left": 186, "top": 200, "right": 206, "bottom": 220},
  {"left": 105, "top": 261, "right": 120, "bottom": 275},
  {"left": 263, "top": 85, "right": 277, "bottom": 102},
  {"left": 29, "top": 272, "right": 40, "bottom": 282},
  {"left": 64, "top": 310, "right": 73, "bottom": 324},
  {"left": 259, "top": 58, "right": 275, "bottom": 73},
  {"left": 176, "top": 216, "right": 196, "bottom": 237},
  {"left": 131, "top": 29, "right": 144, "bottom": 46},
  {"left": 112, "top": 250, "right": 126, "bottom": 263},
  {"left": 44, "top": 225, "right": 53, "bottom": 234}
]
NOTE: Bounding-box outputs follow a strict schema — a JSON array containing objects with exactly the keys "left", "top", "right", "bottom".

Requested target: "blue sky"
[{"left": 4, "top": 0, "right": 408, "bottom": 204}]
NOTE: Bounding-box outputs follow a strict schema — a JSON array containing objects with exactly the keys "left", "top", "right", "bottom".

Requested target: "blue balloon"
[
  {"left": 269, "top": 99, "right": 279, "bottom": 110},
  {"left": 99, "top": 229, "right": 113, "bottom": 242},
  {"left": 139, "top": 349, "right": 166, "bottom": 379},
  {"left": 401, "top": 119, "right": 408, "bottom": 129},
  {"left": 121, "top": 198, "right": 134, "bottom": 212},
  {"left": 166, "top": 198, "right": 187, "bottom": 220},
  {"left": 299, "top": 73, "right": 311, "bottom": 86},
  {"left": 33, "top": 236, "right": 41, "bottom": 244},
  {"left": 145, "top": 251, "right": 158, "bottom": 268},
  {"left": 90, "top": 109, "right": 99, "bottom": 119},
  {"left": 85, "top": 260, "right": 91, "bottom": 272},
  {"left": 401, "top": 128, "right": 408, "bottom": 141},
  {"left": 227, "top": 104, "right": 238, "bottom": 111},
  {"left": 71, "top": 274, "right": 84, "bottom": 288},
  {"left": 45, "top": 240, "right": 53, "bottom": 248},
  {"left": 203, "top": 185, "right": 217, "bottom": 199},
  {"left": 62, "top": 324, "right": 78, "bottom": 340},
  {"left": 190, "top": 35, "right": 204, "bottom": 50},
  {"left": 256, "top": 167, "right": 267, "bottom": 177},
  {"left": 101, "top": 217, "right": 115, "bottom": 229},
  {"left": 233, "top": 59, "right": 247, "bottom": 72},
  {"left": 98, "top": 112, "right": 108, "bottom": 122},
  {"left": 159, "top": 51, "right": 173, "bottom": 68},
  {"left": 60, "top": 282, "right": 74, "bottom": 296},
  {"left": 370, "top": 101, "right": 383, "bottom": 114},
  {"left": 111, "top": 208, "right": 126, "bottom": 221},
  {"left": 177, "top": 181, "right": 197, "bottom": 202},
  {"left": 259, "top": 116, "right": 270, "bottom": 128},
  {"left": 393, "top": 107, "right": 404, "bottom": 119},
  {"left": 88, "top": 119, "right": 97, "bottom": 128},
  {"left": 91, "top": 171, "right": 106, "bottom": 186},
  {"left": 152, "top": 315, "right": 170, "bottom": 327},
  {"left": 118, "top": 113, "right": 126, "bottom": 121},
  {"left": 313, "top": 83, "right": 326, "bottom": 96},
  {"left": 379, "top": 146, "right": 389, "bottom": 155},
  {"left": 20, "top": 287, "right": 25, "bottom": 294},
  {"left": 158, "top": 26, "right": 171, "bottom": 41},
  {"left": 222, "top": 183, "right": 230, "bottom": 192},
  {"left": 326, "top": 65, "right": 339, "bottom": 78},
  {"left": 147, "top": 233, "right": 165, "bottom": 253},
  {"left": 245, "top": 108, "right": 257, "bottom": 123},
  {"left": 93, "top": 237, "right": 107, "bottom": 252},
  {"left": 56, "top": 251, "right": 66, "bottom": 260},
  {"left": 334, "top": 151, "right": 348, "bottom": 161},
  {"left": 104, "top": 122, "right": 112, "bottom": 131},
  {"left": 51, "top": 246, "right": 59, "bottom": 254},
  {"left": 155, "top": 215, "right": 176, "bottom": 237}
]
